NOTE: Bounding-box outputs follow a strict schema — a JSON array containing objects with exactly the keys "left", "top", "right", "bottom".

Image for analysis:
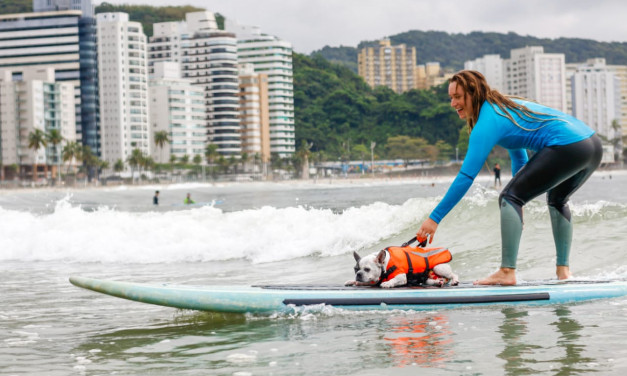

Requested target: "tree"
[
  {"left": 153, "top": 130, "right": 170, "bottom": 163},
  {"left": 352, "top": 144, "right": 369, "bottom": 174},
  {"left": 62, "top": 141, "right": 81, "bottom": 174},
  {"left": 28, "top": 129, "right": 48, "bottom": 180},
  {"left": 46, "top": 129, "right": 64, "bottom": 183},
  {"left": 205, "top": 143, "right": 219, "bottom": 177},
  {"left": 114, "top": 159, "right": 125, "bottom": 176},
  {"left": 385, "top": 135, "right": 429, "bottom": 168},
  {"left": 127, "top": 148, "right": 145, "bottom": 183},
  {"left": 192, "top": 154, "right": 202, "bottom": 178}
]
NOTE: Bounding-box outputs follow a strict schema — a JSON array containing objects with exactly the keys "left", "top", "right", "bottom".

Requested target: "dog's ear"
[
  {"left": 353, "top": 251, "right": 361, "bottom": 263},
  {"left": 375, "top": 250, "right": 387, "bottom": 265}
]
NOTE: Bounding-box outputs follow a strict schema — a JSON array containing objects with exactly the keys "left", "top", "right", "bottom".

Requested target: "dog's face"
[{"left": 352, "top": 251, "right": 386, "bottom": 285}]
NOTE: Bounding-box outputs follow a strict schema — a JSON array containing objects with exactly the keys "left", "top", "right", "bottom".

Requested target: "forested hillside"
[
  {"left": 293, "top": 54, "right": 464, "bottom": 159},
  {"left": 314, "top": 30, "right": 627, "bottom": 71}
]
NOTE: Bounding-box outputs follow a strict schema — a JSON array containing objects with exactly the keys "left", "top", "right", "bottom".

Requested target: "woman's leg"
[
  {"left": 546, "top": 134, "right": 602, "bottom": 273},
  {"left": 476, "top": 135, "right": 602, "bottom": 285}
]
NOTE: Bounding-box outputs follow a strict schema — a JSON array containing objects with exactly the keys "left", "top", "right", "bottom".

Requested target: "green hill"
[
  {"left": 314, "top": 30, "right": 627, "bottom": 72},
  {"left": 293, "top": 54, "right": 464, "bottom": 159}
]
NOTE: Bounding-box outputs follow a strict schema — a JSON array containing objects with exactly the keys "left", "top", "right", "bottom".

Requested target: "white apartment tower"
[
  {"left": 0, "top": 67, "right": 76, "bottom": 179},
  {"left": 97, "top": 12, "right": 150, "bottom": 166},
  {"left": 148, "top": 11, "right": 217, "bottom": 76},
  {"left": 570, "top": 58, "right": 620, "bottom": 141},
  {"left": 504, "top": 46, "right": 567, "bottom": 111},
  {"left": 464, "top": 54, "right": 505, "bottom": 92},
  {"left": 226, "top": 20, "right": 295, "bottom": 157},
  {"left": 149, "top": 62, "right": 206, "bottom": 163},
  {"left": 149, "top": 12, "right": 243, "bottom": 157},
  {"left": 182, "top": 29, "right": 240, "bottom": 156}
]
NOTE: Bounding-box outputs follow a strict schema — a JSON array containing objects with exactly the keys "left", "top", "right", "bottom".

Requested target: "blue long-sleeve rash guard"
[{"left": 429, "top": 99, "right": 595, "bottom": 223}]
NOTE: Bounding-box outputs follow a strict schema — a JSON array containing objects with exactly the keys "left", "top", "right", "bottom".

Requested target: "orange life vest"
[{"left": 380, "top": 246, "right": 453, "bottom": 286}]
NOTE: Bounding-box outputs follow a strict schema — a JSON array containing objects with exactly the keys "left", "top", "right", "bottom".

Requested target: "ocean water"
[{"left": 1, "top": 171, "right": 626, "bottom": 375}]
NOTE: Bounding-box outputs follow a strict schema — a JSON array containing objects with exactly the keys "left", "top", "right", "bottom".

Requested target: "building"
[
  {"left": 148, "top": 62, "right": 206, "bottom": 163},
  {"left": 97, "top": 12, "right": 150, "bottom": 167},
  {"left": 570, "top": 58, "right": 620, "bottom": 138},
  {"left": 0, "top": 67, "right": 76, "bottom": 179},
  {"left": 147, "top": 12, "right": 218, "bottom": 76},
  {"left": 0, "top": 6, "right": 99, "bottom": 155},
  {"left": 33, "top": 0, "right": 94, "bottom": 17},
  {"left": 504, "top": 46, "right": 567, "bottom": 111},
  {"left": 181, "top": 28, "right": 240, "bottom": 157},
  {"left": 149, "top": 12, "right": 243, "bottom": 158},
  {"left": 238, "top": 63, "right": 270, "bottom": 167},
  {"left": 226, "top": 20, "right": 295, "bottom": 158},
  {"left": 607, "top": 64, "right": 627, "bottom": 149},
  {"left": 358, "top": 39, "right": 416, "bottom": 94},
  {"left": 464, "top": 54, "right": 505, "bottom": 92}
]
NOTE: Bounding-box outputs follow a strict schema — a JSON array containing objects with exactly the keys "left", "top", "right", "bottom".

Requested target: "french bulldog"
[{"left": 345, "top": 248, "right": 459, "bottom": 288}]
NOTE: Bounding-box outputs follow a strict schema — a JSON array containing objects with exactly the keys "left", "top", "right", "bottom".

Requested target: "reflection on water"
[
  {"left": 383, "top": 314, "right": 453, "bottom": 367},
  {"left": 551, "top": 307, "right": 597, "bottom": 375},
  {"left": 498, "top": 308, "right": 542, "bottom": 374},
  {"left": 498, "top": 306, "right": 599, "bottom": 375}
]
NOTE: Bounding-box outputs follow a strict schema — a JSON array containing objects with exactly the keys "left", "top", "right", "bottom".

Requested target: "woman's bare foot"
[
  {"left": 474, "top": 268, "right": 517, "bottom": 285},
  {"left": 556, "top": 266, "right": 572, "bottom": 280}
]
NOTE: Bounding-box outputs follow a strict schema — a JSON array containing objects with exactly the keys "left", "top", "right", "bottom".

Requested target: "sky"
[{"left": 101, "top": 0, "right": 627, "bottom": 54}]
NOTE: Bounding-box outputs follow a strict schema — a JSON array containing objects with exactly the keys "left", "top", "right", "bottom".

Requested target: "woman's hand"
[{"left": 417, "top": 218, "right": 438, "bottom": 244}]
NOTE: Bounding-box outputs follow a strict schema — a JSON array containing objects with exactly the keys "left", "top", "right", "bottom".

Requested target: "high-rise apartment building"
[
  {"left": 358, "top": 39, "right": 416, "bottom": 94},
  {"left": 570, "top": 58, "right": 621, "bottom": 142},
  {"left": 97, "top": 12, "right": 150, "bottom": 166},
  {"left": 0, "top": 67, "right": 76, "bottom": 179},
  {"left": 464, "top": 54, "right": 505, "bottom": 92},
  {"left": 182, "top": 30, "right": 240, "bottom": 157},
  {"left": 33, "top": 0, "right": 94, "bottom": 17},
  {"left": 149, "top": 62, "right": 206, "bottom": 163},
  {"left": 504, "top": 46, "right": 567, "bottom": 111},
  {"left": 238, "top": 63, "right": 270, "bottom": 166},
  {"left": 149, "top": 12, "right": 242, "bottom": 158},
  {"left": 0, "top": 5, "right": 99, "bottom": 155},
  {"left": 226, "top": 20, "right": 295, "bottom": 158},
  {"left": 147, "top": 12, "right": 218, "bottom": 76},
  {"left": 607, "top": 64, "right": 627, "bottom": 145}
]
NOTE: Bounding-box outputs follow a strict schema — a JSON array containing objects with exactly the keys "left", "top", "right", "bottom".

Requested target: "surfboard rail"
[{"left": 69, "top": 276, "right": 627, "bottom": 314}]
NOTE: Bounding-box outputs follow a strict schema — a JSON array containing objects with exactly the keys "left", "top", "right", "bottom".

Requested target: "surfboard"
[{"left": 69, "top": 276, "right": 627, "bottom": 314}]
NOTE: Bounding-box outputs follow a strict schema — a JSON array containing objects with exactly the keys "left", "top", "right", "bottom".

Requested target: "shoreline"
[{"left": 0, "top": 166, "right": 624, "bottom": 195}]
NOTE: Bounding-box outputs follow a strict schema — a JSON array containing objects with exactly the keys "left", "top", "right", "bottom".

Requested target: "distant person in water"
[
  {"left": 493, "top": 163, "right": 501, "bottom": 187},
  {"left": 184, "top": 193, "right": 195, "bottom": 205},
  {"left": 416, "top": 70, "right": 602, "bottom": 286},
  {"left": 153, "top": 190, "right": 159, "bottom": 205}
]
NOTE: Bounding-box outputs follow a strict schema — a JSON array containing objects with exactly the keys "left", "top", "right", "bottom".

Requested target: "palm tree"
[
  {"left": 153, "top": 130, "right": 170, "bottom": 164},
  {"left": 114, "top": 159, "right": 125, "bottom": 177},
  {"left": 127, "top": 148, "right": 144, "bottom": 183},
  {"left": 28, "top": 129, "right": 48, "bottom": 181},
  {"left": 169, "top": 154, "right": 177, "bottom": 179},
  {"left": 62, "top": 141, "right": 81, "bottom": 175},
  {"left": 46, "top": 129, "right": 64, "bottom": 184},
  {"left": 205, "top": 143, "right": 219, "bottom": 178},
  {"left": 192, "top": 154, "right": 202, "bottom": 179}
]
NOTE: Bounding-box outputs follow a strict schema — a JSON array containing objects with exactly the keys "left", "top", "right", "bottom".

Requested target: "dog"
[{"left": 345, "top": 245, "right": 459, "bottom": 288}]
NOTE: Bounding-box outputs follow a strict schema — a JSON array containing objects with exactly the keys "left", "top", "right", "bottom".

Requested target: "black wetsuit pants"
[{"left": 498, "top": 134, "right": 603, "bottom": 268}]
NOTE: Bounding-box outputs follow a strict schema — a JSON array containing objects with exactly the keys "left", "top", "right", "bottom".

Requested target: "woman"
[{"left": 417, "top": 70, "right": 602, "bottom": 285}]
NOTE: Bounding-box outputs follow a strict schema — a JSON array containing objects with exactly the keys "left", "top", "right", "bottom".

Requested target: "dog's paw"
[
  {"left": 345, "top": 280, "right": 357, "bottom": 286},
  {"left": 450, "top": 275, "right": 459, "bottom": 286},
  {"left": 380, "top": 281, "right": 394, "bottom": 288}
]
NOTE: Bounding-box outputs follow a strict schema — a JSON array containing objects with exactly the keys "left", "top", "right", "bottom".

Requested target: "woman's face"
[{"left": 448, "top": 81, "right": 472, "bottom": 119}]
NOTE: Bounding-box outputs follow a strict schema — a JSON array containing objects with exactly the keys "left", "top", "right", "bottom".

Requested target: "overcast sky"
[{"left": 101, "top": 0, "right": 627, "bottom": 54}]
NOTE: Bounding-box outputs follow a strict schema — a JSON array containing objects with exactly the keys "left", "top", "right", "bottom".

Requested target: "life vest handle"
[{"left": 402, "top": 236, "right": 428, "bottom": 248}]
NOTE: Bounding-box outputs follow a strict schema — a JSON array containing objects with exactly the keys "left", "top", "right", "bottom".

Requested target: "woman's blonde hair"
[{"left": 450, "top": 70, "right": 551, "bottom": 132}]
